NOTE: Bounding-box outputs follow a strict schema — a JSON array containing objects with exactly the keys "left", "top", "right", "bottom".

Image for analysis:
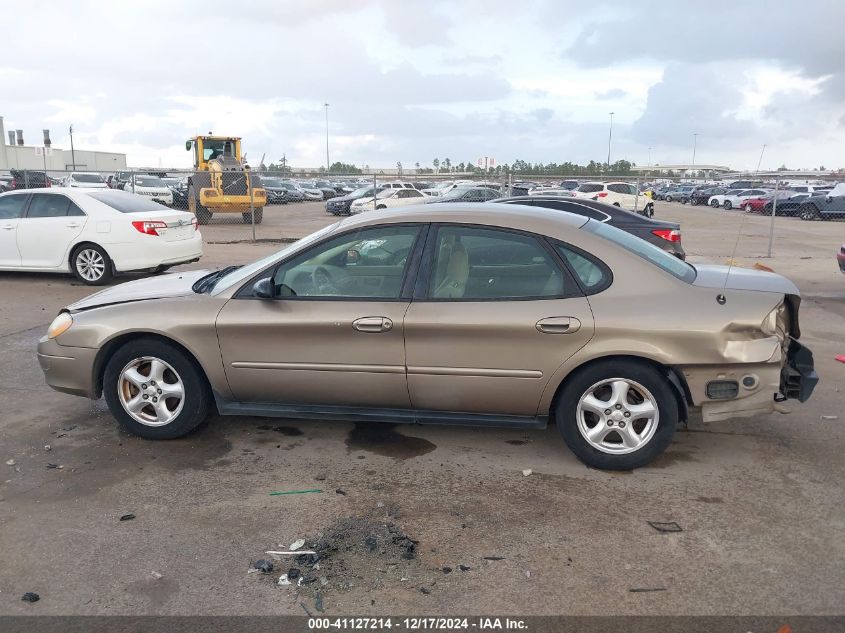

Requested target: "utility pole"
[
  {"left": 281, "top": 153, "right": 287, "bottom": 173},
  {"left": 69, "top": 124, "right": 76, "bottom": 170},
  {"left": 324, "top": 103, "right": 330, "bottom": 173},
  {"left": 606, "top": 112, "right": 614, "bottom": 171},
  {"left": 648, "top": 147, "right": 652, "bottom": 167}
]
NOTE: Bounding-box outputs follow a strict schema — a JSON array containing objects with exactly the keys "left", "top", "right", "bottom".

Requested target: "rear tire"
[
  {"left": 103, "top": 338, "right": 210, "bottom": 440},
  {"left": 555, "top": 360, "right": 678, "bottom": 470},
  {"left": 799, "top": 204, "right": 819, "bottom": 221},
  {"left": 71, "top": 243, "right": 113, "bottom": 286},
  {"left": 242, "top": 208, "right": 264, "bottom": 224}
]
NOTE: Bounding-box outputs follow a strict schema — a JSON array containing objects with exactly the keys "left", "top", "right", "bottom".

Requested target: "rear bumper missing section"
[{"left": 779, "top": 339, "right": 818, "bottom": 403}]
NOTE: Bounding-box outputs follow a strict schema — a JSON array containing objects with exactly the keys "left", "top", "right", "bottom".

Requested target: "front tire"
[
  {"left": 710, "top": 199, "right": 720, "bottom": 208},
  {"left": 723, "top": 200, "right": 733, "bottom": 210},
  {"left": 555, "top": 360, "right": 678, "bottom": 470},
  {"left": 799, "top": 203, "right": 819, "bottom": 221},
  {"left": 71, "top": 243, "right": 113, "bottom": 286},
  {"left": 103, "top": 338, "right": 210, "bottom": 440}
]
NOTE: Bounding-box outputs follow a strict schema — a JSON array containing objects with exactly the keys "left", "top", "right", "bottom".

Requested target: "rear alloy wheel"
[
  {"left": 710, "top": 199, "right": 720, "bottom": 208},
  {"left": 799, "top": 204, "right": 819, "bottom": 221},
  {"left": 242, "top": 207, "right": 264, "bottom": 224},
  {"left": 71, "top": 244, "right": 113, "bottom": 285},
  {"left": 104, "top": 338, "right": 210, "bottom": 440},
  {"left": 723, "top": 200, "right": 733, "bottom": 210},
  {"left": 555, "top": 360, "right": 677, "bottom": 470}
]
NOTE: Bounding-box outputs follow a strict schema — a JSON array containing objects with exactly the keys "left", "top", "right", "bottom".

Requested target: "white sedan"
[
  {"left": 62, "top": 173, "right": 108, "bottom": 189},
  {"left": 350, "top": 188, "right": 427, "bottom": 213},
  {"left": 0, "top": 189, "right": 202, "bottom": 285},
  {"left": 572, "top": 181, "right": 653, "bottom": 215},
  {"left": 718, "top": 189, "right": 769, "bottom": 210}
]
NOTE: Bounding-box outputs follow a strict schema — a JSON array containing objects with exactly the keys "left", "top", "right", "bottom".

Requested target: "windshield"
[
  {"left": 134, "top": 176, "right": 165, "bottom": 187},
  {"left": 261, "top": 177, "right": 283, "bottom": 187},
  {"left": 349, "top": 186, "right": 374, "bottom": 197},
  {"left": 211, "top": 223, "right": 340, "bottom": 294},
  {"left": 73, "top": 173, "right": 104, "bottom": 183},
  {"left": 583, "top": 219, "right": 697, "bottom": 283}
]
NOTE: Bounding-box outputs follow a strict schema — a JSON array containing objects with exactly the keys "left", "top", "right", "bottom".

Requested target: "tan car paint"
[{"left": 39, "top": 204, "right": 798, "bottom": 424}]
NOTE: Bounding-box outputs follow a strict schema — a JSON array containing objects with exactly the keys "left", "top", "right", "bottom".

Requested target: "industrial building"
[{"left": 0, "top": 116, "right": 127, "bottom": 172}]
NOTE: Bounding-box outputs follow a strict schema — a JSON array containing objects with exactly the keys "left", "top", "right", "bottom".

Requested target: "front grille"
[{"left": 221, "top": 172, "right": 248, "bottom": 195}]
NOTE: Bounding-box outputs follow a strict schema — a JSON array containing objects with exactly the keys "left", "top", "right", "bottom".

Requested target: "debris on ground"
[
  {"left": 44, "top": 445, "right": 51, "bottom": 452},
  {"left": 458, "top": 564, "right": 471, "bottom": 572},
  {"left": 269, "top": 489, "right": 321, "bottom": 496},
  {"left": 648, "top": 521, "right": 683, "bottom": 533},
  {"left": 522, "top": 469, "right": 532, "bottom": 476},
  {"left": 119, "top": 513, "right": 136, "bottom": 522},
  {"left": 5, "top": 459, "right": 15, "bottom": 466},
  {"left": 314, "top": 472, "right": 327, "bottom": 481},
  {"left": 442, "top": 566, "right": 452, "bottom": 574},
  {"left": 251, "top": 559, "right": 274, "bottom": 574},
  {"left": 753, "top": 262, "right": 775, "bottom": 272},
  {"left": 335, "top": 489, "right": 347, "bottom": 496},
  {"left": 46, "top": 463, "right": 63, "bottom": 469},
  {"left": 300, "top": 602, "right": 313, "bottom": 616},
  {"left": 259, "top": 514, "right": 428, "bottom": 605},
  {"left": 419, "top": 587, "right": 430, "bottom": 594},
  {"left": 835, "top": 355, "right": 845, "bottom": 364},
  {"left": 483, "top": 556, "right": 506, "bottom": 561},
  {"left": 151, "top": 571, "right": 163, "bottom": 580},
  {"left": 820, "top": 415, "right": 839, "bottom": 420},
  {"left": 629, "top": 587, "right": 667, "bottom": 593},
  {"left": 21, "top": 592, "right": 40, "bottom": 603}
]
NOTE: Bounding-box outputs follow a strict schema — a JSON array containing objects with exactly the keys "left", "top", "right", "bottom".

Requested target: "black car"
[
  {"left": 493, "top": 196, "right": 686, "bottom": 259},
  {"left": 8, "top": 169, "right": 50, "bottom": 189},
  {"left": 689, "top": 186, "right": 726, "bottom": 206},
  {"left": 325, "top": 185, "right": 387, "bottom": 215}
]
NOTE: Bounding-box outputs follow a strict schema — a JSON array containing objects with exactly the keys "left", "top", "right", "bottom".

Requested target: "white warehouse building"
[{"left": 0, "top": 116, "right": 127, "bottom": 172}]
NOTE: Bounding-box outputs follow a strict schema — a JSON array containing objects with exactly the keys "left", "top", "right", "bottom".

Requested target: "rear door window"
[{"left": 26, "top": 194, "right": 71, "bottom": 218}]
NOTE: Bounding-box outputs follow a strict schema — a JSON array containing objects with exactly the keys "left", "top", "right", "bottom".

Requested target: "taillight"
[
  {"left": 10, "top": 178, "right": 16, "bottom": 189},
  {"left": 46, "top": 179, "right": 51, "bottom": 188},
  {"left": 191, "top": 217, "right": 198, "bottom": 231},
  {"left": 653, "top": 229, "right": 681, "bottom": 242},
  {"left": 131, "top": 220, "right": 167, "bottom": 236},
  {"left": 596, "top": 191, "right": 608, "bottom": 197}
]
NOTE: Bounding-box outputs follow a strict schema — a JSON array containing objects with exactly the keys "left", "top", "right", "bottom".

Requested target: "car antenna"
[{"left": 720, "top": 199, "right": 751, "bottom": 305}]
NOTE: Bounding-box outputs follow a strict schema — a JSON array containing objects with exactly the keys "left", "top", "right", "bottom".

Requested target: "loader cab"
[{"left": 186, "top": 136, "right": 242, "bottom": 171}]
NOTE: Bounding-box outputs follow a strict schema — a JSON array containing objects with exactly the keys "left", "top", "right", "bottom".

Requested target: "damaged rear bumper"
[{"left": 779, "top": 339, "right": 818, "bottom": 402}]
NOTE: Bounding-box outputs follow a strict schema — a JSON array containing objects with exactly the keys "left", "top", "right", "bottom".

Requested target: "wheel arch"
[
  {"left": 92, "top": 331, "right": 214, "bottom": 402},
  {"left": 68, "top": 240, "right": 114, "bottom": 274},
  {"left": 547, "top": 354, "right": 691, "bottom": 424}
]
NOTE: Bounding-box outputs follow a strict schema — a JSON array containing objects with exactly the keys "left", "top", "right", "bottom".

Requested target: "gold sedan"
[{"left": 37, "top": 204, "right": 817, "bottom": 470}]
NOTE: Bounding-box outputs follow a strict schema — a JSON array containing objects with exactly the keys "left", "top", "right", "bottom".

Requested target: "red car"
[
  {"left": 838, "top": 244, "right": 845, "bottom": 274},
  {"left": 740, "top": 197, "right": 769, "bottom": 213}
]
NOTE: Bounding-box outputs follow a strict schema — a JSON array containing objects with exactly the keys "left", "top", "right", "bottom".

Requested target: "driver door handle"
[
  {"left": 353, "top": 316, "right": 393, "bottom": 333},
  {"left": 536, "top": 316, "right": 581, "bottom": 334}
]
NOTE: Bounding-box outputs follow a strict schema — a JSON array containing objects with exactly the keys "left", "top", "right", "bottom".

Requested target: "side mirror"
[
  {"left": 346, "top": 249, "right": 360, "bottom": 265},
  {"left": 826, "top": 196, "right": 833, "bottom": 203},
  {"left": 253, "top": 278, "right": 274, "bottom": 299},
  {"left": 185, "top": 140, "right": 193, "bottom": 151}
]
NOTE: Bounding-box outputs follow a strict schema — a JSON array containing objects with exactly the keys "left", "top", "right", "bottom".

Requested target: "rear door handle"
[
  {"left": 1, "top": 224, "right": 14, "bottom": 230},
  {"left": 353, "top": 316, "right": 394, "bottom": 333},
  {"left": 536, "top": 316, "right": 581, "bottom": 334},
  {"left": 66, "top": 223, "right": 81, "bottom": 228}
]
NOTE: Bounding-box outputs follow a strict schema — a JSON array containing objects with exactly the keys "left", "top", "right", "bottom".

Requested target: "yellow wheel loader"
[{"left": 185, "top": 136, "right": 266, "bottom": 225}]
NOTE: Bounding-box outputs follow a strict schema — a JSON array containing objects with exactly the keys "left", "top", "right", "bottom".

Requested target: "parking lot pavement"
[{"left": 1, "top": 202, "right": 844, "bottom": 615}]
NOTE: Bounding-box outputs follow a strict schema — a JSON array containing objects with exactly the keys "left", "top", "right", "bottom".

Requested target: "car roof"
[{"left": 335, "top": 202, "right": 588, "bottom": 234}]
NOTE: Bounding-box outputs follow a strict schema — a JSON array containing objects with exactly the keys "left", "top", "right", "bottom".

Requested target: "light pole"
[
  {"left": 323, "top": 103, "right": 330, "bottom": 173},
  {"left": 756, "top": 144, "right": 766, "bottom": 174},
  {"left": 69, "top": 124, "right": 76, "bottom": 171},
  {"left": 648, "top": 147, "right": 652, "bottom": 167},
  {"left": 606, "top": 112, "right": 614, "bottom": 170},
  {"left": 692, "top": 133, "right": 698, "bottom": 167}
]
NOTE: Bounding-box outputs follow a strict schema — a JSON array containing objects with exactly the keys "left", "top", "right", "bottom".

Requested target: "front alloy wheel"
[{"left": 118, "top": 357, "right": 185, "bottom": 426}]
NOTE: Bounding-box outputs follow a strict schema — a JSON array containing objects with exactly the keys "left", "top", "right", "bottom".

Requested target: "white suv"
[{"left": 572, "top": 181, "right": 653, "bottom": 216}]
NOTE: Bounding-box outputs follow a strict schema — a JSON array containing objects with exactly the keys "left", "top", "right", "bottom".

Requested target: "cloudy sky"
[{"left": 4, "top": 0, "right": 844, "bottom": 171}]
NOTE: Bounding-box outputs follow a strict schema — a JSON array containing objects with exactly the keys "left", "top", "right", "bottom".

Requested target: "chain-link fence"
[{"left": 2, "top": 166, "right": 840, "bottom": 245}]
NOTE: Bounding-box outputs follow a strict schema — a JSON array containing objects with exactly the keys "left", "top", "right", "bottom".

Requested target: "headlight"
[{"left": 47, "top": 312, "right": 73, "bottom": 339}]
